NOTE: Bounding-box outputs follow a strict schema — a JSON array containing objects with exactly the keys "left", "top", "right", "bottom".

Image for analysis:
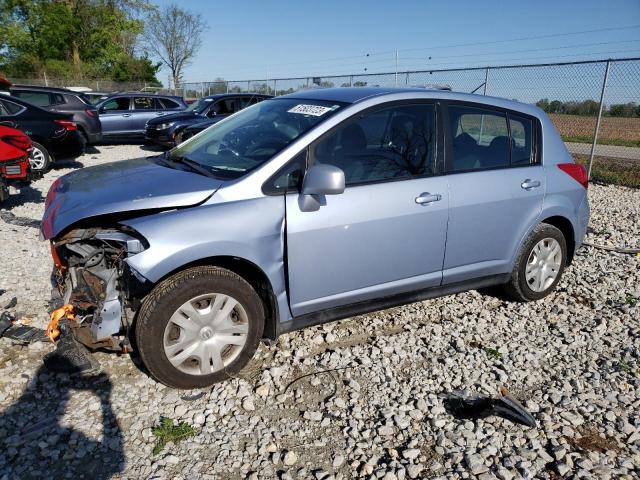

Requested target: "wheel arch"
[
  {"left": 540, "top": 215, "right": 576, "bottom": 264},
  {"left": 141, "top": 255, "right": 279, "bottom": 340}
]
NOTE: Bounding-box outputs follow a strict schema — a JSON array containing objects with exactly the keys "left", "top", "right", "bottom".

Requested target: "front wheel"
[
  {"left": 135, "top": 266, "right": 264, "bottom": 389},
  {"left": 503, "top": 223, "right": 567, "bottom": 301},
  {"left": 30, "top": 142, "right": 51, "bottom": 172}
]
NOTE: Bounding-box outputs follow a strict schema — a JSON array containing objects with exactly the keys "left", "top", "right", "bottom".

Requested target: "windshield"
[
  {"left": 186, "top": 97, "right": 213, "bottom": 113},
  {"left": 169, "top": 98, "right": 345, "bottom": 180}
]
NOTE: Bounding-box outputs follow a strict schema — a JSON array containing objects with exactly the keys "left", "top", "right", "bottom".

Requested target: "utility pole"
[{"left": 395, "top": 50, "right": 399, "bottom": 86}]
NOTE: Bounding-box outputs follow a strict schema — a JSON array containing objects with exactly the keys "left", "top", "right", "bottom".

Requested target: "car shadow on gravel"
[
  {"left": 139, "top": 144, "right": 169, "bottom": 153},
  {"left": 51, "top": 159, "right": 85, "bottom": 170},
  {"left": 0, "top": 358, "right": 125, "bottom": 479}
]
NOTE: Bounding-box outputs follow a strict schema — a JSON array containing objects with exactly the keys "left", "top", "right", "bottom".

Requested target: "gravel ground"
[{"left": 0, "top": 145, "right": 639, "bottom": 479}]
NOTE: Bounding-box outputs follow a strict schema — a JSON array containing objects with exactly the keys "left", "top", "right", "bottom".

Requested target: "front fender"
[{"left": 122, "top": 195, "right": 291, "bottom": 321}]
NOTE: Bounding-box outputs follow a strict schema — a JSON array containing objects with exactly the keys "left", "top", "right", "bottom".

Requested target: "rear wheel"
[
  {"left": 136, "top": 266, "right": 264, "bottom": 388},
  {"left": 30, "top": 142, "right": 51, "bottom": 172},
  {"left": 504, "top": 223, "right": 567, "bottom": 301}
]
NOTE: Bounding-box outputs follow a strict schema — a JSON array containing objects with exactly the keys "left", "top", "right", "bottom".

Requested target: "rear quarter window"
[
  {"left": 13, "top": 90, "right": 52, "bottom": 107},
  {"left": 0, "top": 98, "right": 25, "bottom": 115}
]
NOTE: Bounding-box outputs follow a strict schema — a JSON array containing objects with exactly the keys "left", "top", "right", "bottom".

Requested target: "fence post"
[
  {"left": 588, "top": 60, "right": 611, "bottom": 180},
  {"left": 226, "top": 81, "right": 229, "bottom": 93},
  {"left": 247, "top": 80, "right": 251, "bottom": 92},
  {"left": 350, "top": 75, "right": 353, "bottom": 87},
  {"left": 273, "top": 79, "right": 277, "bottom": 96},
  {"left": 405, "top": 72, "right": 409, "bottom": 85},
  {"left": 483, "top": 67, "right": 489, "bottom": 95}
]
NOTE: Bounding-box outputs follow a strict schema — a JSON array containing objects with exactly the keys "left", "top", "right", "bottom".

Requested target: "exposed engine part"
[
  {"left": 51, "top": 227, "right": 149, "bottom": 346},
  {"left": 46, "top": 304, "right": 75, "bottom": 342}
]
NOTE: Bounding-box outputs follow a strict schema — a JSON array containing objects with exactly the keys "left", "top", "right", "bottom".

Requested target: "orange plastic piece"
[{"left": 47, "top": 304, "right": 75, "bottom": 343}]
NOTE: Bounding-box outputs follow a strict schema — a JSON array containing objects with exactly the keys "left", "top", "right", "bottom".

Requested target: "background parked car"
[
  {"left": 0, "top": 95, "right": 84, "bottom": 171},
  {"left": 95, "top": 93, "right": 187, "bottom": 141},
  {"left": 82, "top": 92, "right": 112, "bottom": 105},
  {"left": 145, "top": 93, "right": 271, "bottom": 147},
  {"left": 10, "top": 85, "right": 102, "bottom": 145},
  {"left": 0, "top": 124, "right": 33, "bottom": 203}
]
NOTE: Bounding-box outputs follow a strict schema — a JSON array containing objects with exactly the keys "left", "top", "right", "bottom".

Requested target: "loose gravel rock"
[{"left": 0, "top": 145, "right": 639, "bottom": 479}]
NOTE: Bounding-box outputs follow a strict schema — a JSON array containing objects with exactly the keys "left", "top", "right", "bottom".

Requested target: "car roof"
[
  {"left": 109, "top": 92, "right": 184, "bottom": 99},
  {"left": 12, "top": 84, "right": 79, "bottom": 95},
  {"left": 281, "top": 87, "right": 542, "bottom": 117},
  {"left": 203, "top": 93, "right": 273, "bottom": 100}
]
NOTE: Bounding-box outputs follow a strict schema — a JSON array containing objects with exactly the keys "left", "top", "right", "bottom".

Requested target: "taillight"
[
  {"left": 85, "top": 109, "right": 96, "bottom": 117},
  {"left": 2, "top": 134, "right": 32, "bottom": 151},
  {"left": 558, "top": 163, "right": 588, "bottom": 189},
  {"left": 54, "top": 119, "right": 77, "bottom": 131}
]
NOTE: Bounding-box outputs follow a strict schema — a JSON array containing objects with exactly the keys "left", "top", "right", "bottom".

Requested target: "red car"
[{"left": 0, "top": 125, "right": 33, "bottom": 203}]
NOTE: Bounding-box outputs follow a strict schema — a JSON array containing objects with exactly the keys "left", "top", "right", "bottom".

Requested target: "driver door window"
[
  {"left": 102, "top": 97, "right": 130, "bottom": 112},
  {"left": 311, "top": 104, "right": 436, "bottom": 186}
]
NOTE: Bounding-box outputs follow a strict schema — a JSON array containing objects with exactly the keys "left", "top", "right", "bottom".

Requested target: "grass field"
[
  {"left": 550, "top": 114, "right": 640, "bottom": 147},
  {"left": 574, "top": 154, "right": 640, "bottom": 188}
]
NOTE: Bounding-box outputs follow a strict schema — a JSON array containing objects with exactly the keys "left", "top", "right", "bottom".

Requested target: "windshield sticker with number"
[{"left": 287, "top": 104, "right": 334, "bottom": 116}]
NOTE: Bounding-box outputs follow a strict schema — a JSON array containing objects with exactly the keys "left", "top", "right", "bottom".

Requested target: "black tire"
[
  {"left": 30, "top": 142, "right": 51, "bottom": 172},
  {"left": 135, "top": 266, "right": 264, "bottom": 389},
  {"left": 503, "top": 223, "right": 567, "bottom": 302}
]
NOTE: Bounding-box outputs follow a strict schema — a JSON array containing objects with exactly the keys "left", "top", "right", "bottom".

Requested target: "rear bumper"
[
  {"left": 49, "top": 131, "right": 85, "bottom": 159},
  {"left": 576, "top": 193, "right": 590, "bottom": 249}
]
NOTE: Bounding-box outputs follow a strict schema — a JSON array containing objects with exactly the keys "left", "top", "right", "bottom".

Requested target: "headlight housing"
[{"left": 156, "top": 122, "right": 175, "bottom": 130}]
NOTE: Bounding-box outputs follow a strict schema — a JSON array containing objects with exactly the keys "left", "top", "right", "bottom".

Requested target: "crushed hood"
[{"left": 41, "top": 157, "right": 221, "bottom": 239}]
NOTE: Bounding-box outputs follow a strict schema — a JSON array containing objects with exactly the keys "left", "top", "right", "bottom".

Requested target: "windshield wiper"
[{"left": 167, "top": 154, "right": 218, "bottom": 179}]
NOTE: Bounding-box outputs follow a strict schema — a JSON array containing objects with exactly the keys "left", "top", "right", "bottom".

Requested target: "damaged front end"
[{"left": 48, "top": 227, "right": 151, "bottom": 352}]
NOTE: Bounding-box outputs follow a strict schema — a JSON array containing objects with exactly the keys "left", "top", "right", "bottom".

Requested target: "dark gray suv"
[{"left": 10, "top": 85, "right": 102, "bottom": 145}]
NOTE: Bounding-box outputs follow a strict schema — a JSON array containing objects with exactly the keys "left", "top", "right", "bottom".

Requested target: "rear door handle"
[
  {"left": 521, "top": 179, "right": 541, "bottom": 190},
  {"left": 415, "top": 192, "right": 442, "bottom": 205},
  {"left": 122, "top": 113, "right": 131, "bottom": 117}
]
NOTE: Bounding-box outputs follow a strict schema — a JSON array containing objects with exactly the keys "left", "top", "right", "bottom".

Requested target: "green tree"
[
  {"left": 0, "top": 0, "right": 160, "bottom": 83},
  {"left": 536, "top": 98, "right": 550, "bottom": 112}
]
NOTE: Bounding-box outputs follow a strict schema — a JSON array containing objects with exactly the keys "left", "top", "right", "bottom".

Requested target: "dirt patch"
[{"left": 568, "top": 426, "right": 621, "bottom": 453}]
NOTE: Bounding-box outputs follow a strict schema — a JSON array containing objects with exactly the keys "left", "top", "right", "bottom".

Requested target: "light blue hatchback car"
[{"left": 42, "top": 87, "right": 590, "bottom": 388}]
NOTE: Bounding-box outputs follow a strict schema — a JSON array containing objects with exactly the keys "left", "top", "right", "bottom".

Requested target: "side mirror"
[
  {"left": 299, "top": 164, "right": 345, "bottom": 212},
  {"left": 98, "top": 107, "right": 105, "bottom": 114},
  {"left": 302, "top": 164, "right": 345, "bottom": 195}
]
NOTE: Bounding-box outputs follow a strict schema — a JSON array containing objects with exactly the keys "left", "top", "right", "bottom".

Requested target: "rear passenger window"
[
  {"left": 14, "top": 91, "right": 51, "bottom": 107},
  {"left": 52, "top": 94, "right": 65, "bottom": 105},
  {"left": 448, "top": 105, "right": 510, "bottom": 171},
  {"left": 133, "top": 97, "right": 154, "bottom": 110},
  {"left": 159, "top": 98, "right": 180, "bottom": 109},
  {"left": 312, "top": 104, "right": 436, "bottom": 186},
  {"left": 509, "top": 114, "right": 534, "bottom": 165}
]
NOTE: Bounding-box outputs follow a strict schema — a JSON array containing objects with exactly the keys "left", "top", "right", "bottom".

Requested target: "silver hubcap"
[
  {"left": 525, "top": 237, "right": 562, "bottom": 292},
  {"left": 163, "top": 293, "right": 249, "bottom": 376},
  {"left": 30, "top": 147, "right": 46, "bottom": 170}
]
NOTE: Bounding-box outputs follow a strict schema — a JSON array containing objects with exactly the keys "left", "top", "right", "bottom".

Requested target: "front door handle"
[
  {"left": 122, "top": 113, "right": 131, "bottom": 117},
  {"left": 415, "top": 192, "right": 442, "bottom": 205},
  {"left": 521, "top": 179, "right": 541, "bottom": 190}
]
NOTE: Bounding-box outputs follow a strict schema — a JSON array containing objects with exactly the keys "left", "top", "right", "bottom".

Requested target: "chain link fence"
[
  {"left": 8, "top": 77, "right": 167, "bottom": 93},
  {"left": 180, "top": 57, "right": 640, "bottom": 178}
]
